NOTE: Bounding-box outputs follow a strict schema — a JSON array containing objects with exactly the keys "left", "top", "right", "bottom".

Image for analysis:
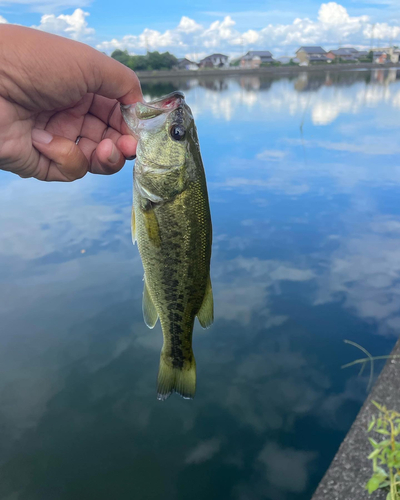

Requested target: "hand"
[{"left": 0, "top": 25, "right": 142, "bottom": 181}]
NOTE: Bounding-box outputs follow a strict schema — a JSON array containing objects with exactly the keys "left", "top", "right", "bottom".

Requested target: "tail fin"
[{"left": 157, "top": 354, "right": 196, "bottom": 401}]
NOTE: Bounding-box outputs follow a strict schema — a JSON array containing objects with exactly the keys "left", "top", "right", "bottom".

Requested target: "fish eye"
[{"left": 170, "top": 125, "right": 186, "bottom": 141}]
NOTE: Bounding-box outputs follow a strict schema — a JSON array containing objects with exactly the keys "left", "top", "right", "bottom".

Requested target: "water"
[{"left": 1, "top": 68, "right": 400, "bottom": 499}]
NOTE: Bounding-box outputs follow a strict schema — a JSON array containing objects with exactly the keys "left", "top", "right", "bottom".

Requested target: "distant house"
[
  {"left": 240, "top": 51, "right": 274, "bottom": 68},
  {"left": 296, "top": 46, "right": 328, "bottom": 65},
  {"left": 326, "top": 48, "right": 359, "bottom": 62},
  {"left": 373, "top": 51, "right": 387, "bottom": 64},
  {"left": 388, "top": 47, "right": 400, "bottom": 63},
  {"left": 175, "top": 58, "right": 198, "bottom": 71},
  {"left": 199, "top": 53, "right": 229, "bottom": 68}
]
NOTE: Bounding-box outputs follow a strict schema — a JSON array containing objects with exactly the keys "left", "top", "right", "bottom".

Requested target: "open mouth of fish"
[
  {"left": 145, "top": 91, "right": 185, "bottom": 110},
  {"left": 121, "top": 91, "right": 187, "bottom": 135}
]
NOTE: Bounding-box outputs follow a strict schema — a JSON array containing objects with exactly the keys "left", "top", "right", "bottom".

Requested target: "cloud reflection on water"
[
  {"left": 154, "top": 68, "right": 400, "bottom": 127},
  {"left": 1, "top": 69, "right": 400, "bottom": 499}
]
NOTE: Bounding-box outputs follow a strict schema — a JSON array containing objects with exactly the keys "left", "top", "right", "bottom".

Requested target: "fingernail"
[
  {"left": 32, "top": 129, "right": 53, "bottom": 144},
  {"left": 126, "top": 155, "right": 136, "bottom": 160},
  {"left": 108, "top": 144, "right": 120, "bottom": 164}
]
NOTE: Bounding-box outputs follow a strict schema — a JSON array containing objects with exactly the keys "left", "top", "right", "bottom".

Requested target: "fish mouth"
[
  {"left": 121, "top": 91, "right": 186, "bottom": 136},
  {"left": 147, "top": 91, "right": 185, "bottom": 110}
]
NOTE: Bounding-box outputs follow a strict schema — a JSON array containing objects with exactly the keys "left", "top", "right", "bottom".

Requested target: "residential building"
[
  {"left": 175, "top": 58, "right": 199, "bottom": 70},
  {"left": 240, "top": 51, "right": 274, "bottom": 68},
  {"left": 296, "top": 46, "right": 328, "bottom": 65},
  {"left": 199, "top": 53, "right": 229, "bottom": 68},
  {"left": 373, "top": 51, "right": 388, "bottom": 64},
  {"left": 326, "top": 48, "right": 359, "bottom": 61},
  {"left": 388, "top": 47, "right": 400, "bottom": 63}
]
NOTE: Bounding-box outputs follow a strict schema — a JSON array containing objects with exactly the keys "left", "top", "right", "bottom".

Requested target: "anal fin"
[
  {"left": 143, "top": 279, "right": 158, "bottom": 328},
  {"left": 197, "top": 276, "right": 214, "bottom": 329}
]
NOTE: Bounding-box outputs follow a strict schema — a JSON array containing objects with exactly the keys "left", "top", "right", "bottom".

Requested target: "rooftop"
[
  {"left": 244, "top": 50, "right": 273, "bottom": 57},
  {"left": 331, "top": 48, "right": 359, "bottom": 56},
  {"left": 297, "top": 46, "right": 327, "bottom": 54}
]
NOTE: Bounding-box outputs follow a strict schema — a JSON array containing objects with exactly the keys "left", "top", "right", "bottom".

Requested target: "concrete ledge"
[
  {"left": 136, "top": 63, "right": 400, "bottom": 80},
  {"left": 312, "top": 337, "right": 400, "bottom": 500}
]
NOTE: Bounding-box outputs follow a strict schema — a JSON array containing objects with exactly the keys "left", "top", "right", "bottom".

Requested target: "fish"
[{"left": 121, "top": 91, "right": 213, "bottom": 401}]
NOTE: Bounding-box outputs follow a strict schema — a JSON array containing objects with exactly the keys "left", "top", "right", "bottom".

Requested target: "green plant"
[
  {"left": 342, "top": 340, "right": 400, "bottom": 391},
  {"left": 366, "top": 401, "right": 400, "bottom": 499}
]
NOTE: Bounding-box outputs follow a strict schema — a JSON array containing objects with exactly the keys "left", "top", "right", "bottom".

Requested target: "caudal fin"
[{"left": 157, "top": 354, "right": 196, "bottom": 401}]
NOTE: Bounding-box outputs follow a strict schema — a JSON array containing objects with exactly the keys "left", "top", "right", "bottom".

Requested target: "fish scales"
[
  {"left": 122, "top": 91, "right": 213, "bottom": 400},
  {"left": 135, "top": 176, "right": 211, "bottom": 366}
]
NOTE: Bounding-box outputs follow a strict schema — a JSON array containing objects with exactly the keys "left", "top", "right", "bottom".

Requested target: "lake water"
[{"left": 1, "top": 69, "right": 400, "bottom": 499}]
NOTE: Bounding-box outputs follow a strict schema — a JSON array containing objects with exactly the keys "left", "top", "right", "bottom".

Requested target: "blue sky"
[{"left": 1, "top": 0, "right": 400, "bottom": 59}]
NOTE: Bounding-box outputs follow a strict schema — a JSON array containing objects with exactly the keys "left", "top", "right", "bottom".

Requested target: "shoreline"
[
  {"left": 311, "top": 336, "right": 400, "bottom": 500},
  {"left": 136, "top": 62, "right": 400, "bottom": 79}
]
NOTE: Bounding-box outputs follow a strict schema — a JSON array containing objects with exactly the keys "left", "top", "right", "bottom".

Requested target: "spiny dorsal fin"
[
  {"left": 143, "top": 278, "right": 158, "bottom": 328},
  {"left": 197, "top": 276, "right": 214, "bottom": 329}
]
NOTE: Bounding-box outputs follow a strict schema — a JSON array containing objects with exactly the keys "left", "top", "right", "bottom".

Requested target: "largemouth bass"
[{"left": 121, "top": 91, "right": 213, "bottom": 401}]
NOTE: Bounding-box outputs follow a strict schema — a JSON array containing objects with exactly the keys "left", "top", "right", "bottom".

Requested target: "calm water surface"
[{"left": 1, "top": 69, "right": 400, "bottom": 499}]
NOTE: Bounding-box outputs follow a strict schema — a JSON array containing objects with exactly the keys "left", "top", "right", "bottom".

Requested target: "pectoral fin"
[
  {"left": 197, "top": 276, "right": 214, "bottom": 329},
  {"left": 143, "top": 279, "right": 158, "bottom": 328},
  {"left": 131, "top": 206, "right": 136, "bottom": 245},
  {"left": 143, "top": 208, "right": 161, "bottom": 248}
]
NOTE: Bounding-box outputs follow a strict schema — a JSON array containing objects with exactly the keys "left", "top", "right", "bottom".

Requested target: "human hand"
[{"left": 0, "top": 25, "right": 142, "bottom": 181}]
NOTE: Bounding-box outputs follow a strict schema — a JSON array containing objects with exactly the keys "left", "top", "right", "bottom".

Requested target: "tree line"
[{"left": 111, "top": 50, "right": 178, "bottom": 71}]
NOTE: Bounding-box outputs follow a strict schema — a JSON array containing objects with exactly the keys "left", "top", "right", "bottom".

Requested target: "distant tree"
[
  {"left": 130, "top": 55, "right": 149, "bottom": 71},
  {"left": 111, "top": 49, "right": 132, "bottom": 67},
  {"left": 111, "top": 49, "right": 178, "bottom": 71},
  {"left": 147, "top": 51, "right": 177, "bottom": 70}
]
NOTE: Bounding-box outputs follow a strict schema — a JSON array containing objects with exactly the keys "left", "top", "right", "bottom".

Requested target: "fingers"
[
  {"left": 80, "top": 136, "right": 137, "bottom": 175},
  {"left": 32, "top": 129, "right": 88, "bottom": 181},
  {"left": 88, "top": 95, "right": 132, "bottom": 136},
  {"left": 86, "top": 53, "right": 143, "bottom": 105},
  {"left": 80, "top": 137, "right": 125, "bottom": 175},
  {"left": 31, "top": 128, "right": 137, "bottom": 181},
  {"left": 1, "top": 26, "right": 143, "bottom": 112}
]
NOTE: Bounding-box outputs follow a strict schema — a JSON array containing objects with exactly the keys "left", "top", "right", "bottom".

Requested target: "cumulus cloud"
[
  {"left": 32, "top": 8, "right": 95, "bottom": 40},
  {"left": 0, "top": 15, "right": 7, "bottom": 23},
  {"left": 96, "top": 2, "right": 400, "bottom": 58},
  {"left": 184, "top": 69, "right": 400, "bottom": 126},
  {"left": 258, "top": 442, "right": 317, "bottom": 493},
  {"left": 185, "top": 438, "right": 222, "bottom": 464},
  {"left": 315, "top": 214, "right": 400, "bottom": 335}
]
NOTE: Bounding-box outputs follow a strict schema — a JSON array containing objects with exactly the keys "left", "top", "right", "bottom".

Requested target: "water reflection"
[
  {"left": 142, "top": 69, "right": 400, "bottom": 126},
  {"left": 1, "top": 69, "right": 400, "bottom": 499}
]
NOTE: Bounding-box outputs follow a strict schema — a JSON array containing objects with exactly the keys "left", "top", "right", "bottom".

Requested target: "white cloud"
[
  {"left": 0, "top": 15, "right": 7, "bottom": 23},
  {"left": 95, "top": 2, "right": 400, "bottom": 58},
  {"left": 32, "top": 8, "right": 95, "bottom": 40},
  {"left": 257, "top": 149, "right": 287, "bottom": 161},
  {"left": 258, "top": 442, "right": 317, "bottom": 493},
  {"left": 177, "top": 16, "right": 202, "bottom": 34},
  {"left": 315, "top": 214, "right": 400, "bottom": 335},
  {"left": 185, "top": 438, "right": 221, "bottom": 464},
  {"left": 184, "top": 69, "right": 400, "bottom": 125}
]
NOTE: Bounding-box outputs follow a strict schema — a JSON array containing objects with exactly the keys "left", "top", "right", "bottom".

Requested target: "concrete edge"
[{"left": 311, "top": 336, "right": 400, "bottom": 500}]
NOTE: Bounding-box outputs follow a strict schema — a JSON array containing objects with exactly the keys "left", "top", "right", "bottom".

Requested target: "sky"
[{"left": 1, "top": 0, "right": 400, "bottom": 60}]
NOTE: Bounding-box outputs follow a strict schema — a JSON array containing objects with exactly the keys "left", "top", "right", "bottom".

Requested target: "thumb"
[{"left": 31, "top": 129, "right": 88, "bottom": 181}]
